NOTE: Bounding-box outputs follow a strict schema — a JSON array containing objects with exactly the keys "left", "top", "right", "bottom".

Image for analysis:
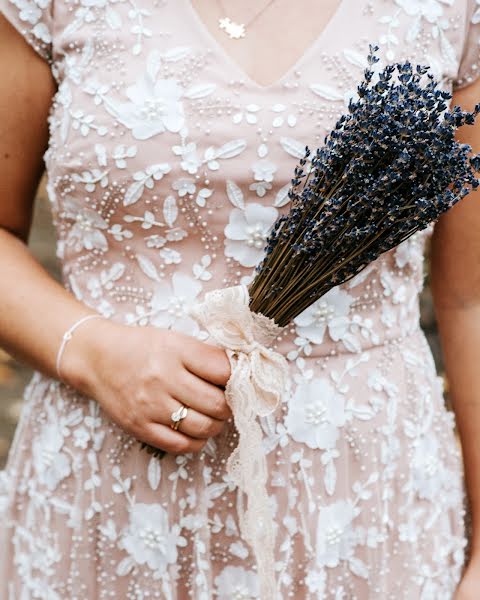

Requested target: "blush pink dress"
[{"left": 1, "top": 0, "right": 480, "bottom": 598}]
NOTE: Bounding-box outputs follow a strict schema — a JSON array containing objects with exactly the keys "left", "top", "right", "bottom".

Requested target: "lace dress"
[{"left": 1, "top": 0, "right": 480, "bottom": 598}]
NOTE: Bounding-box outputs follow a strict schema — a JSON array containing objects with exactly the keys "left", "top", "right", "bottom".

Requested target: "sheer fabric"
[{"left": 1, "top": 0, "right": 479, "bottom": 597}]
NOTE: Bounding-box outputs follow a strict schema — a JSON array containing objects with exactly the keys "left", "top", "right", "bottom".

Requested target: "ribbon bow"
[{"left": 191, "top": 285, "right": 290, "bottom": 600}]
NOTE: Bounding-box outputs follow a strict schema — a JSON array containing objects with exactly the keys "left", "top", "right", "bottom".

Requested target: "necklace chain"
[{"left": 217, "top": 0, "right": 277, "bottom": 39}]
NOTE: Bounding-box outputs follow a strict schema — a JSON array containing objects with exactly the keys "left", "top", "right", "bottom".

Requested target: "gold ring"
[{"left": 170, "top": 404, "right": 188, "bottom": 431}]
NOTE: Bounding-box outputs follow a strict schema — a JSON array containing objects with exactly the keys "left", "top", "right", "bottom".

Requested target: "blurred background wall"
[{"left": 0, "top": 177, "right": 446, "bottom": 469}]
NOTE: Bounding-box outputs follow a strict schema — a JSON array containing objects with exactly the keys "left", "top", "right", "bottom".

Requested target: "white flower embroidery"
[
  {"left": 411, "top": 433, "right": 448, "bottom": 501},
  {"left": 87, "top": 263, "right": 126, "bottom": 299},
  {"left": 304, "top": 568, "right": 327, "bottom": 595},
  {"left": 367, "top": 369, "right": 399, "bottom": 399},
  {"left": 214, "top": 565, "right": 259, "bottom": 599},
  {"left": 249, "top": 159, "right": 277, "bottom": 197},
  {"left": 270, "top": 103, "right": 297, "bottom": 128},
  {"left": 84, "top": 81, "right": 111, "bottom": 106},
  {"left": 119, "top": 503, "right": 186, "bottom": 574},
  {"left": 73, "top": 427, "right": 90, "bottom": 449},
  {"left": 394, "top": 230, "right": 425, "bottom": 269},
  {"left": 33, "top": 20, "right": 51, "bottom": 43},
  {"left": 285, "top": 378, "right": 346, "bottom": 450},
  {"left": 159, "top": 247, "right": 182, "bottom": 265},
  {"left": 252, "top": 161, "right": 276, "bottom": 181},
  {"left": 63, "top": 197, "right": 108, "bottom": 252},
  {"left": 16, "top": 0, "right": 49, "bottom": 28},
  {"left": 232, "top": 103, "right": 261, "bottom": 125},
  {"left": 149, "top": 272, "right": 202, "bottom": 335},
  {"left": 11, "top": 525, "right": 63, "bottom": 600},
  {"left": 108, "top": 223, "right": 133, "bottom": 241},
  {"left": 316, "top": 500, "right": 358, "bottom": 568},
  {"left": 172, "top": 177, "right": 196, "bottom": 197},
  {"left": 224, "top": 203, "right": 278, "bottom": 267},
  {"left": 105, "top": 74, "right": 185, "bottom": 140},
  {"left": 395, "top": 0, "right": 451, "bottom": 23},
  {"left": 172, "top": 141, "right": 202, "bottom": 174},
  {"left": 72, "top": 168, "right": 109, "bottom": 193},
  {"left": 80, "top": 0, "right": 106, "bottom": 6},
  {"left": 193, "top": 254, "right": 213, "bottom": 281},
  {"left": 32, "top": 424, "right": 71, "bottom": 491},
  {"left": 294, "top": 287, "right": 354, "bottom": 344}
]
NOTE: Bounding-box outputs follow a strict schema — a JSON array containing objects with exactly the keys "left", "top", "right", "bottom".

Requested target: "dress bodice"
[
  {"left": 12, "top": 0, "right": 468, "bottom": 357},
  {"left": 3, "top": 0, "right": 479, "bottom": 363}
]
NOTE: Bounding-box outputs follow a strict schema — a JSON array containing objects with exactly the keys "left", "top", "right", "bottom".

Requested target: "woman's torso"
[
  {"left": 0, "top": 1, "right": 474, "bottom": 598},
  {"left": 43, "top": 0, "right": 468, "bottom": 361}
]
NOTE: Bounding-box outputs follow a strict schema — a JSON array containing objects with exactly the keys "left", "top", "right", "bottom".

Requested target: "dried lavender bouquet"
[
  {"left": 144, "top": 47, "right": 480, "bottom": 599},
  {"left": 249, "top": 46, "right": 480, "bottom": 324}
]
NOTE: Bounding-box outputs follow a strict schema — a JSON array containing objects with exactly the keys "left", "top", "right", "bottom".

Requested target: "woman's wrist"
[{"left": 59, "top": 315, "right": 118, "bottom": 396}]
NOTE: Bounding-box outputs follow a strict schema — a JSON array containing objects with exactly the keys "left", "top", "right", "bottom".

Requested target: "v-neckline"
[{"left": 185, "top": 0, "right": 348, "bottom": 91}]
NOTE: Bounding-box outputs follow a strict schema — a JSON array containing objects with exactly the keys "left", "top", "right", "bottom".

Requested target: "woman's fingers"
[
  {"left": 170, "top": 401, "right": 226, "bottom": 440},
  {"left": 147, "top": 393, "right": 227, "bottom": 440},
  {"left": 141, "top": 421, "right": 207, "bottom": 455},
  {"left": 180, "top": 336, "right": 231, "bottom": 387},
  {"left": 86, "top": 326, "right": 233, "bottom": 456},
  {"left": 173, "top": 370, "right": 232, "bottom": 421}
]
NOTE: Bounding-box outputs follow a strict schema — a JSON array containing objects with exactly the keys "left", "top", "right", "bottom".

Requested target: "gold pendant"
[{"left": 219, "top": 16, "right": 246, "bottom": 39}]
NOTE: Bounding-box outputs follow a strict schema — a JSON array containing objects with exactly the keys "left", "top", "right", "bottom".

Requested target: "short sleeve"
[
  {"left": 453, "top": 0, "right": 480, "bottom": 90},
  {"left": 0, "top": 0, "right": 53, "bottom": 64}
]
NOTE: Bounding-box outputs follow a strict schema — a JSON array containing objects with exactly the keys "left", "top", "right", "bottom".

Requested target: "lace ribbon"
[{"left": 190, "top": 285, "right": 290, "bottom": 600}]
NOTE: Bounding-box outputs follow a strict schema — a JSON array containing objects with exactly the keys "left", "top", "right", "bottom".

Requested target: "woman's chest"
[
  {"left": 44, "top": 0, "right": 465, "bottom": 280},
  {"left": 48, "top": 0, "right": 466, "bottom": 156}
]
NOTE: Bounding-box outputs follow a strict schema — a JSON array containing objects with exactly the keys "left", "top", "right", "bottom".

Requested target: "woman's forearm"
[
  {"left": 432, "top": 80, "right": 480, "bottom": 563},
  {"left": 435, "top": 302, "right": 480, "bottom": 555},
  {"left": 0, "top": 226, "right": 101, "bottom": 389},
  {"left": 0, "top": 14, "right": 101, "bottom": 389}
]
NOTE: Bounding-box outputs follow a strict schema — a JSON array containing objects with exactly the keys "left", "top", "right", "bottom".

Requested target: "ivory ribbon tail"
[{"left": 190, "top": 285, "right": 290, "bottom": 600}]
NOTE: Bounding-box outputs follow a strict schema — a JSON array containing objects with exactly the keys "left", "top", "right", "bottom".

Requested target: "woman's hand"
[
  {"left": 454, "top": 556, "right": 480, "bottom": 599},
  {"left": 63, "top": 319, "right": 232, "bottom": 455}
]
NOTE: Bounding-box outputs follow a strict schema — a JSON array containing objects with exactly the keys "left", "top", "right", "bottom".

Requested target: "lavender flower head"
[{"left": 249, "top": 45, "right": 480, "bottom": 325}]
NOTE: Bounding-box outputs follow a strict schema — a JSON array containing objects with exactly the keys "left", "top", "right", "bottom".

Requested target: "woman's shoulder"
[
  {"left": 1, "top": 0, "right": 54, "bottom": 64},
  {"left": 366, "top": 0, "right": 480, "bottom": 91},
  {"left": 2, "top": 0, "right": 479, "bottom": 93}
]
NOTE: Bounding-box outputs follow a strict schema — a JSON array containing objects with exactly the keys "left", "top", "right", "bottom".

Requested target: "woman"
[{"left": 0, "top": 0, "right": 479, "bottom": 597}]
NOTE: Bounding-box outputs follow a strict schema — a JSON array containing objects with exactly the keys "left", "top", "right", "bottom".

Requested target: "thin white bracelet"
[{"left": 56, "top": 314, "right": 104, "bottom": 381}]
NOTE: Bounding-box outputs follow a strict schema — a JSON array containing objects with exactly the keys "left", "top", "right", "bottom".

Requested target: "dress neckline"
[{"left": 184, "top": 0, "right": 348, "bottom": 91}]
